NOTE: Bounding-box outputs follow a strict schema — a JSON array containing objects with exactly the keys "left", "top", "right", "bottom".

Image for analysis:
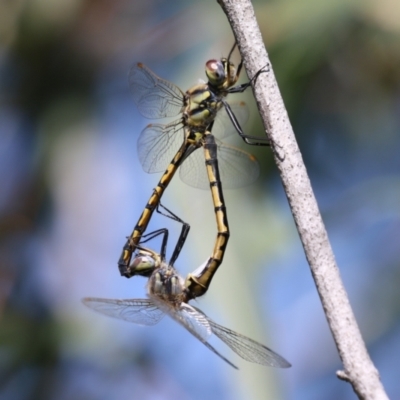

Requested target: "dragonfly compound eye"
[
  {"left": 205, "top": 60, "right": 226, "bottom": 86},
  {"left": 130, "top": 254, "right": 156, "bottom": 276}
]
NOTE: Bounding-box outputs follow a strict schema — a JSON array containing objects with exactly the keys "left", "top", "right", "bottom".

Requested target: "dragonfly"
[
  {"left": 119, "top": 44, "right": 266, "bottom": 283},
  {"left": 130, "top": 42, "right": 269, "bottom": 189},
  {"left": 85, "top": 214, "right": 291, "bottom": 369},
  {"left": 130, "top": 42, "right": 269, "bottom": 152}
]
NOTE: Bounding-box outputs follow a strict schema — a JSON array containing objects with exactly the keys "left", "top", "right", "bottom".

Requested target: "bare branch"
[{"left": 216, "top": 1, "right": 388, "bottom": 399}]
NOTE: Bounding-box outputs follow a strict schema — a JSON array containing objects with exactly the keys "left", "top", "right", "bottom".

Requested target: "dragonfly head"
[
  {"left": 206, "top": 58, "right": 238, "bottom": 90},
  {"left": 129, "top": 250, "right": 158, "bottom": 277}
]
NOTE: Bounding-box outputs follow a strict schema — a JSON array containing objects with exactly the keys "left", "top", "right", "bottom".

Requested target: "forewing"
[
  {"left": 169, "top": 303, "right": 212, "bottom": 341},
  {"left": 129, "top": 63, "right": 185, "bottom": 119},
  {"left": 169, "top": 303, "right": 238, "bottom": 369},
  {"left": 82, "top": 297, "right": 165, "bottom": 326},
  {"left": 138, "top": 122, "right": 185, "bottom": 173},
  {"left": 206, "top": 316, "right": 291, "bottom": 368},
  {"left": 212, "top": 102, "right": 249, "bottom": 140},
  {"left": 179, "top": 140, "right": 259, "bottom": 190}
]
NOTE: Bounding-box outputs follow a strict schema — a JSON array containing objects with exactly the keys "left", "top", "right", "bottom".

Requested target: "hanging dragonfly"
[
  {"left": 119, "top": 44, "right": 267, "bottom": 283},
  {"left": 85, "top": 213, "right": 290, "bottom": 369}
]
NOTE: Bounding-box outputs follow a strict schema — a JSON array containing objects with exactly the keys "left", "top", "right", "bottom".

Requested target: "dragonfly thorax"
[
  {"left": 147, "top": 266, "right": 187, "bottom": 306},
  {"left": 184, "top": 84, "right": 221, "bottom": 129}
]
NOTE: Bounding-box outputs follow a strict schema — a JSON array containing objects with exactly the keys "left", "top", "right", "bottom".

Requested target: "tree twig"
[{"left": 216, "top": 1, "right": 388, "bottom": 399}]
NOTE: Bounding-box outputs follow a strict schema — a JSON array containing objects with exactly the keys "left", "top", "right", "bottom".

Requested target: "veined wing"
[
  {"left": 167, "top": 303, "right": 211, "bottom": 341},
  {"left": 212, "top": 102, "right": 249, "bottom": 140},
  {"left": 137, "top": 122, "right": 186, "bottom": 173},
  {"left": 192, "top": 306, "right": 291, "bottom": 368},
  {"left": 168, "top": 303, "right": 238, "bottom": 369},
  {"left": 129, "top": 63, "right": 185, "bottom": 119},
  {"left": 82, "top": 298, "right": 165, "bottom": 326},
  {"left": 179, "top": 139, "right": 259, "bottom": 190}
]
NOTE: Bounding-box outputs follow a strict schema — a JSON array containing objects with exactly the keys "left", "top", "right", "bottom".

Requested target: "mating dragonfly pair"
[{"left": 83, "top": 43, "right": 291, "bottom": 369}]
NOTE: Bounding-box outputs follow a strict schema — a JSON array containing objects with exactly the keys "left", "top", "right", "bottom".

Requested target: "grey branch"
[{"left": 216, "top": 0, "right": 388, "bottom": 399}]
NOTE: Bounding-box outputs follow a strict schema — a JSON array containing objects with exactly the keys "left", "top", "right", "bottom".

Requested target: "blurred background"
[{"left": 1, "top": 0, "right": 400, "bottom": 399}]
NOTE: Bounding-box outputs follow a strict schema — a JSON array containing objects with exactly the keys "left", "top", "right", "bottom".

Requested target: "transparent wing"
[
  {"left": 170, "top": 303, "right": 212, "bottom": 342},
  {"left": 129, "top": 63, "right": 185, "bottom": 119},
  {"left": 168, "top": 303, "right": 238, "bottom": 369},
  {"left": 215, "top": 140, "right": 259, "bottom": 189},
  {"left": 179, "top": 139, "right": 259, "bottom": 190},
  {"left": 178, "top": 145, "right": 207, "bottom": 189},
  {"left": 82, "top": 297, "right": 165, "bottom": 326},
  {"left": 191, "top": 307, "right": 291, "bottom": 368},
  {"left": 138, "top": 122, "right": 186, "bottom": 173},
  {"left": 212, "top": 101, "right": 250, "bottom": 140}
]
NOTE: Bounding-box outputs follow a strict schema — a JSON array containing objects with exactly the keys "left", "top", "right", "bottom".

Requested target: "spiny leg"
[
  {"left": 221, "top": 98, "right": 270, "bottom": 146},
  {"left": 155, "top": 201, "right": 190, "bottom": 266}
]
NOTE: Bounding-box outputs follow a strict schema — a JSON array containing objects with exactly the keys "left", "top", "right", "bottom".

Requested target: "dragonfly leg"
[
  {"left": 221, "top": 99, "right": 270, "bottom": 146},
  {"left": 226, "top": 41, "right": 237, "bottom": 63},
  {"left": 227, "top": 63, "right": 270, "bottom": 95},
  {"left": 137, "top": 227, "right": 169, "bottom": 260},
  {"left": 155, "top": 201, "right": 191, "bottom": 266}
]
